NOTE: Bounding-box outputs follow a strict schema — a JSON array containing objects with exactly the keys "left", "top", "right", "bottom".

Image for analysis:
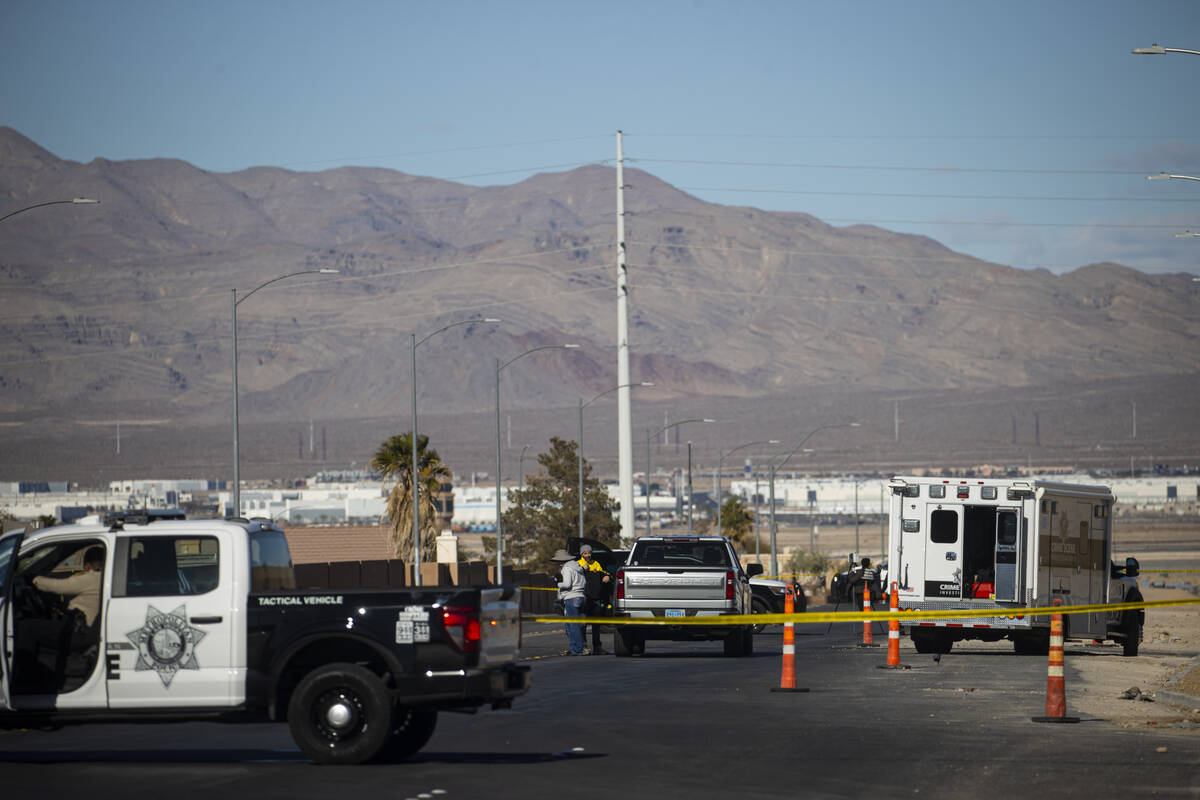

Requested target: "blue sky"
[{"left": 3, "top": 0, "right": 1199, "bottom": 274}]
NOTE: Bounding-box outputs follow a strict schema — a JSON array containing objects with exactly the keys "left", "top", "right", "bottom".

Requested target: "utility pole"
[{"left": 616, "top": 130, "right": 635, "bottom": 542}]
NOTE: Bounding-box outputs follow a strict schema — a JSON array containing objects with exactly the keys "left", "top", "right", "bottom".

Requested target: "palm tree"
[{"left": 371, "top": 432, "right": 452, "bottom": 563}]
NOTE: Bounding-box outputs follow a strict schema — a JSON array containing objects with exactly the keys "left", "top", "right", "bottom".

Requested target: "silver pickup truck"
[{"left": 612, "top": 534, "right": 759, "bottom": 657}]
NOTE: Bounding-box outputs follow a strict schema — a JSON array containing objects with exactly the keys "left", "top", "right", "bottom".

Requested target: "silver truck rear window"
[{"left": 630, "top": 541, "right": 731, "bottom": 568}]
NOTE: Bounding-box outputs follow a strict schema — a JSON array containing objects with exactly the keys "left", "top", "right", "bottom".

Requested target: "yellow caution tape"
[
  {"left": 523, "top": 596, "right": 1200, "bottom": 626},
  {"left": 1147, "top": 569, "right": 1200, "bottom": 573}
]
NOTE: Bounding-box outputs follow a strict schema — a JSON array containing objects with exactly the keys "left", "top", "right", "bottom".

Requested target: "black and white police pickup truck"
[
  {"left": 612, "top": 534, "right": 759, "bottom": 657},
  {"left": 0, "top": 515, "right": 529, "bottom": 764}
]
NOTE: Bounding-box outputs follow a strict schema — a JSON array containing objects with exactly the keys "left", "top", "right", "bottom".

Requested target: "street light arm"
[
  {"left": 650, "top": 417, "right": 716, "bottom": 441},
  {"left": 583, "top": 381, "right": 654, "bottom": 409},
  {"left": 1, "top": 197, "right": 99, "bottom": 224},
  {"left": 415, "top": 317, "right": 500, "bottom": 349},
  {"left": 1147, "top": 173, "right": 1200, "bottom": 182},
  {"left": 776, "top": 422, "right": 861, "bottom": 471},
  {"left": 715, "top": 438, "right": 779, "bottom": 537},
  {"left": 236, "top": 268, "right": 340, "bottom": 306},
  {"left": 720, "top": 438, "right": 782, "bottom": 465},
  {"left": 499, "top": 343, "right": 580, "bottom": 373},
  {"left": 1133, "top": 44, "right": 1200, "bottom": 55}
]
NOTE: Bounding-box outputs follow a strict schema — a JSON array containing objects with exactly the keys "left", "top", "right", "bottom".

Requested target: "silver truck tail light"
[
  {"left": 441, "top": 606, "right": 482, "bottom": 653},
  {"left": 616, "top": 569, "right": 625, "bottom": 600},
  {"left": 725, "top": 571, "right": 734, "bottom": 600}
]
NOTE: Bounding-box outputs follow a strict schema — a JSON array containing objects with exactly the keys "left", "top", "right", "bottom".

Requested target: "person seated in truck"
[
  {"left": 24, "top": 545, "right": 105, "bottom": 692},
  {"left": 33, "top": 545, "right": 105, "bottom": 632}
]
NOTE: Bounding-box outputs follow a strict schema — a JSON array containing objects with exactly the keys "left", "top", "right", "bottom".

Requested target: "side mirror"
[
  {"left": 1125, "top": 557, "right": 1140, "bottom": 578},
  {"left": 746, "top": 563, "right": 764, "bottom": 578}
]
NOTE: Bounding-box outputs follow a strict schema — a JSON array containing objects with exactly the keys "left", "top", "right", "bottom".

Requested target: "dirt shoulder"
[{"left": 1067, "top": 585, "right": 1200, "bottom": 733}]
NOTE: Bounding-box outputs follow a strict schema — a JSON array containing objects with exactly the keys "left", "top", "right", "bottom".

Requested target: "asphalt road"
[{"left": 1, "top": 612, "right": 1197, "bottom": 799}]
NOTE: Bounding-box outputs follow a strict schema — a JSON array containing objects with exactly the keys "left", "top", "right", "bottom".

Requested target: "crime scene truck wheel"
[
  {"left": 376, "top": 706, "right": 438, "bottom": 762},
  {"left": 288, "top": 662, "right": 391, "bottom": 765}
]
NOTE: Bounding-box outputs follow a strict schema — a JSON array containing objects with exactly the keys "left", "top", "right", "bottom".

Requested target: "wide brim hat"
[{"left": 550, "top": 549, "right": 574, "bottom": 562}]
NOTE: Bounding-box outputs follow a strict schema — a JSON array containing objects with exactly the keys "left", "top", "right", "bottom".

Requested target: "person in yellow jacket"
[
  {"left": 576, "top": 545, "right": 611, "bottom": 655},
  {"left": 576, "top": 544, "right": 610, "bottom": 579}
]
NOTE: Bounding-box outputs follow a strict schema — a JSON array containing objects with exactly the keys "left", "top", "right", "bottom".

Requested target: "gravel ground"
[{"left": 1067, "top": 584, "right": 1200, "bottom": 733}]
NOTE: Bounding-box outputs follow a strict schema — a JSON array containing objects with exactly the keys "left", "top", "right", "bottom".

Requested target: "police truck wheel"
[
  {"left": 376, "top": 706, "right": 438, "bottom": 762},
  {"left": 723, "top": 630, "right": 746, "bottom": 657},
  {"left": 288, "top": 662, "right": 392, "bottom": 765},
  {"left": 1121, "top": 611, "right": 1140, "bottom": 657},
  {"left": 614, "top": 629, "right": 634, "bottom": 657},
  {"left": 751, "top": 596, "right": 771, "bottom": 634}
]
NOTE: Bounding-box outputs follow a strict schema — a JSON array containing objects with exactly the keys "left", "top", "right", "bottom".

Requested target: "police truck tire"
[
  {"left": 1121, "top": 611, "right": 1140, "bottom": 657},
  {"left": 723, "top": 630, "right": 746, "bottom": 657},
  {"left": 376, "top": 707, "right": 438, "bottom": 762},
  {"left": 614, "top": 629, "right": 634, "bottom": 657},
  {"left": 288, "top": 662, "right": 392, "bottom": 765},
  {"left": 751, "top": 596, "right": 771, "bottom": 634}
]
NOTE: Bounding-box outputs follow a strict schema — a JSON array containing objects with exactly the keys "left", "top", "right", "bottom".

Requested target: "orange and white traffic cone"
[
  {"left": 771, "top": 584, "right": 809, "bottom": 693},
  {"left": 858, "top": 580, "right": 878, "bottom": 648},
  {"left": 1032, "top": 598, "right": 1079, "bottom": 723},
  {"left": 878, "top": 581, "right": 910, "bottom": 670}
]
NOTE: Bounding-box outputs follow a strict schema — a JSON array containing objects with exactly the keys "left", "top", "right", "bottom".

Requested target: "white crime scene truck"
[{"left": 885, "top": 476, "right": 1143, "bottom": 656}]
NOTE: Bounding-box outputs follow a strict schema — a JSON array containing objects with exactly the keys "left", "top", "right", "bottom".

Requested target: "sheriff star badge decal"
[{"left": 126, "top": 605, "right": 206, "bottom": 688}]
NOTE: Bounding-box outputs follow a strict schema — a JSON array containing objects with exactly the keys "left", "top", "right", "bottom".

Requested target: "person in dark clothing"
[{"left": 577, "top": 545, "right": 612, "bottom": 654}]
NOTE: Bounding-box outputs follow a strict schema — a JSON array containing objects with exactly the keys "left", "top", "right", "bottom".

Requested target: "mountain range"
[{"left": 3, "top": 126, "right": 1198, "bottom": 484}]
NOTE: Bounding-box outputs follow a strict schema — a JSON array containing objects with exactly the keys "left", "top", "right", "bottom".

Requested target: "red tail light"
[
  {"left": 441, "top": 606, "right": 481, "bottom": 653},
  {"left": 616, "top": 569, "right": 625, "bottom": 600},
  {"left": 725, "top": 571, "right": 734, "bottom": 600}
]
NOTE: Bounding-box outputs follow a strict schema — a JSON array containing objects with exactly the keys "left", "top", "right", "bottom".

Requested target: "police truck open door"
[{"left": 0, "top": 529, "right": 25, "bottom": 711}]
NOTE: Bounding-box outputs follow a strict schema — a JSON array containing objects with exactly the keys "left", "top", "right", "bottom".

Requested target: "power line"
[
  {"left": 626, "top": 132, "right": 1200, "bottom": 141},
  {"left": 633, "top": 158, "right": 1149, "bottom": 177},
  {"left": 242, "top": 135, "right": 612, "bottom": 171},
  {"left": 675, "top": 186, "right": 1200, "bottom": 203},
  {"left": 631, "top": 206, "right": 1191, "bottom": 230}
]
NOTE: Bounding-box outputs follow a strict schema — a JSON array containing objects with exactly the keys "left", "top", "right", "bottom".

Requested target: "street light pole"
[
  {"left": 579, "top": 382, "right": 653, "bottom": 543},
  {"left": 644, "top": 418, "right": 714, "bottom": 538},
  {"left": 766, "top": 422, "right": 862, "bottom": 578},
  {"left": 410, "top": 318, "right": 499, "bottom": 586},
  {"left": 232, "top": 268, "right": 338, "bottom": 517},
  {"left": 686, "top": 441, "right": 693, "bottom": 535},
  {"left": 495, "top": 344, "right": 580, "bottom": 583},
  {"left": 716, "top": 439, "right": 780, "bottom": 535},
  {"left": 0, "top": 197, "right": 98, "bottom": 224}
]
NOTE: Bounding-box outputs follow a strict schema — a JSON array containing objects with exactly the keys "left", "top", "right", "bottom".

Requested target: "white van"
[{"left": 885, "top": 477, "right": 1143, "bottom": 656}]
